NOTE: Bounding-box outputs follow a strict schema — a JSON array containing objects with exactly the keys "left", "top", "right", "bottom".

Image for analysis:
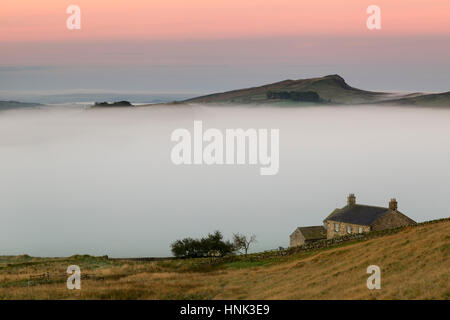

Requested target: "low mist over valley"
[{"left": 1, "top": 103, "right": 450, "bottom": 257}]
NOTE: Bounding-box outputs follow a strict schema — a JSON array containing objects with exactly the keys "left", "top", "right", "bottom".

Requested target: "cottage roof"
[
  {"left": 296, "top": 226, "right": 326, "bottom": 240},
  {"left": 324, "top": 208, "right": 341, "bottom": 221},
  {"left": 324, "top": 204, "right": 390, "bottom": 226}
]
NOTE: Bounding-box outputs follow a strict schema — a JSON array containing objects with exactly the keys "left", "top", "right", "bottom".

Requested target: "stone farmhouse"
[{"left": 290, "top": 194, "right": 416, "bottom": 247}]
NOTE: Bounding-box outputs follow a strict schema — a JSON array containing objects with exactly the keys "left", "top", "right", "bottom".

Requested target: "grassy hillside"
[{"left": 0, "top": 219, "right": 449, "bottom": 300}]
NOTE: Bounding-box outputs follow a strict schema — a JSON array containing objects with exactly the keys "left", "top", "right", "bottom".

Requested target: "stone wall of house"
[
  {"left": 370, "top": 210, "right": 416, "bottom": 231},
  {"left": 325, "top": 220, "right": 370, "bottom": 239},
  {"left": 290, "top": 229, "right": 306, "bottom": 247}
]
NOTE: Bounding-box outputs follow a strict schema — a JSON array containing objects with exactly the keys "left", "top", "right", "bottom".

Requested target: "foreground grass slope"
[{"left": 1, "top": 220, "right": 449, "bottom": 299}]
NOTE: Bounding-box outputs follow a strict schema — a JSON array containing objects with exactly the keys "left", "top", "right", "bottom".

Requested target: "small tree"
[{"left": 233, "top": 233, "right": 256, "bottom": 255}]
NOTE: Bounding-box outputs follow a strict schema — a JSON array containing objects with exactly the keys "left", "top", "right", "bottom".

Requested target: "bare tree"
[{"left": 233, "top": 233, "right": 257, "bottom": 255}]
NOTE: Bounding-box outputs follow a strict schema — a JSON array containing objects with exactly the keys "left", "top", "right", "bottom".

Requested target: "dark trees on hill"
[
  {"left": 94, "top": 101, "right": 133, "bottom": 107},
  {"left": 266, "top": 91, "right": 320, "bottom": 102},
  {"left": 171, "top": 231, "right": 235, "bottom": 258}
]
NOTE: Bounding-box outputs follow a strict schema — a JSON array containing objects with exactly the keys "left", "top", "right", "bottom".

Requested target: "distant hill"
[
  {"left": 183, "top": 75, "right": 450, "bottom": 107},
  {"left": 0, "top": 100, "right": 41, "bottom": 110},
  {"left": 377, "top": 91, "right": 450, "bottom": 107},
  {"left": 185, "top": 75, "right": 391, "bottom": 105},
  {"left": 5, "top": 92, "right": 197, "bottom": 104}
]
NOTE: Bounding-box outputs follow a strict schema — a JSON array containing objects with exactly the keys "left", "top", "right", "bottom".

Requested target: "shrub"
[
  {"left": 266, "top": 91, "right": 320, "bottom": 102},
  {"left": 171, "top": 231, "right": 235, "bottom": 258}
]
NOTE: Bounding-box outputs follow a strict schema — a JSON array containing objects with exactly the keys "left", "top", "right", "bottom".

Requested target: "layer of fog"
[{"left": 1, "top": 104, "right": 450, "bottom": 257}]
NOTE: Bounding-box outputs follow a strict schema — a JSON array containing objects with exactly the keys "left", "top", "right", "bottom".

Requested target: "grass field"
[{"left": 1, "top": 220, "right": 449, "bottom": 300}]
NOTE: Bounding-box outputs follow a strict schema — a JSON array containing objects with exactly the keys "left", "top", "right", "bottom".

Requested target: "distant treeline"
[
  {"left": 94, "top": 101, "right": 133, "bottom": 107},
  {"left": 266, "top": 91, "right": 320, "bottom": 102},
  {"left": 171, "top": 231, "right": 234, "bottom": 258}
]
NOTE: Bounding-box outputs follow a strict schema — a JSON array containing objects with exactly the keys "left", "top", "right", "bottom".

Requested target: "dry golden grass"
[{"left": 1, "top": 221, "right": 449, "bottom": 300}]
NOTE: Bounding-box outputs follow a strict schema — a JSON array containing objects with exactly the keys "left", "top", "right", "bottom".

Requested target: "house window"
[
  {"left": 358, "top": 227, "right": 363, "bottom": 234},
  {"left": 334, "top": 223, "right": 339, "bottom": 232},
  {"left": 347, "top": 225, "right": 352, "bottom": 234}
]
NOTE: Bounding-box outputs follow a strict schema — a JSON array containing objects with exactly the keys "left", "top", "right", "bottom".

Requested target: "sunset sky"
[{"left": 1, "top": 0, "right": 449, "bottom": 93}]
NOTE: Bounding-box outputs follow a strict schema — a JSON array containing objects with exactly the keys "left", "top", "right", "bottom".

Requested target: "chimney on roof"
[
  {"left": 389, "top": 198, "right": 398, "bottom": 211},
  {"left": 347, "top": 193, "right": 356, "bottom": 206}
]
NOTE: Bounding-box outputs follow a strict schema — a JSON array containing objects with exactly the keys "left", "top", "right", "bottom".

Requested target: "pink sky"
[
  {"left": 1, "top": 0, "right": 450, "bottom": 42},
  {"left": 1, "top": 1, "right": 449, "bottom": 92}
]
